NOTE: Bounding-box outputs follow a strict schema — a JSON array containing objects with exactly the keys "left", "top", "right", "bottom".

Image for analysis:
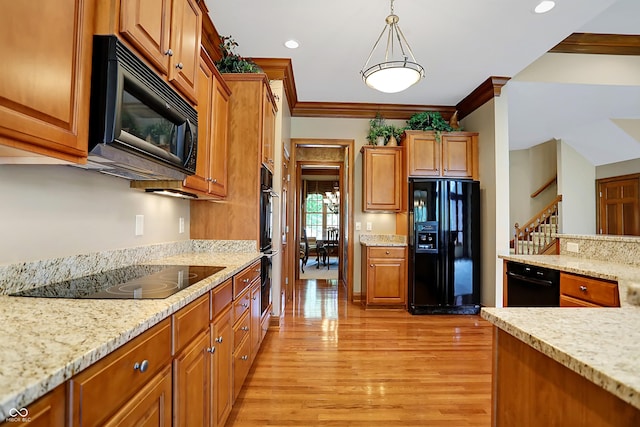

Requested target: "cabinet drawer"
[
  {"left": 560, "top": 294, "right": 601, "bottom": 308},
  {"left": 233, "top": 261, "right": 261, "bottom": 298},
  {"left": 233, "top": 311, "right": 250, "bottom": 352},
  {"left": 173, "top": 294, "right": 209, "bottom": 354},
  {"left": 368, "top": 247, "right": 406, "bottom": 259},
  {"left": 211, "top": 278, "right": 233, "bottom": 319},
  {"left": 233, "top": 287, "right": 251, "bottom": 322},
  {"left": 560, "top": 273, "right": 619, "bottom": 307},
  {"left": 70, "top": 318, "right": 172, "bottom": 426},
  {"left": 233, "top": 331, "right": 251, "bottom": 402}
]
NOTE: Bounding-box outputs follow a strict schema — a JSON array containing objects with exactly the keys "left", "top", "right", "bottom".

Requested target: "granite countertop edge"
[
  {"left": 359, "top": 234, "right": 408, "bottom": 247},
  {"left": 481, "top": 307, "right": 640, "bottom": 410},
  {"left": 0, "top": 251, "right": 262, "bottom": 420}
]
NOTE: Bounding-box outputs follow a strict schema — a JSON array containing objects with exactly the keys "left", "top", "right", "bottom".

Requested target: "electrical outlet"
[
  {"left": 135, "top": 215, "right": 144, "bottom": 236},
  {"left": 179, "top": 217, "right": 185, "bottom": 234},
  {"left": 567, "top": 242, "right": 579, "bottom": 253},
  {"left": 366, "top": 222, "right": 372, "bottom": 231},
  {"left": 355, "top": 221, "right": 361, "bottom": 231}
]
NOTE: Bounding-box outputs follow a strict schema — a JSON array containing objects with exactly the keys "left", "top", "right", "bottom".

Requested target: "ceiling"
[{"left": 205, "top": 0, "right": 640, "bottom": 166}]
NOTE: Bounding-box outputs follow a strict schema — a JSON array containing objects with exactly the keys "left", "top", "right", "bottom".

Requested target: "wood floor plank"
[{"left": 225, "top": 279, "right": 492, "bottom": 426}]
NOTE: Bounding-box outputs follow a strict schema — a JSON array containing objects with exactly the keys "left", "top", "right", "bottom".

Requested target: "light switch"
[
  {"left": 179, "top": 217, "right": 185, "bottom": 234},
  {"left": 355, "top": 221, "right": 361, "bottom": 231},
  {"left": 366, "top": 222, "right": 372, "bottom": 231}
]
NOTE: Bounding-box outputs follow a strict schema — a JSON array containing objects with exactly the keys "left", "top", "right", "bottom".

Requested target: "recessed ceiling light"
[
  {"left": 534, "top": 0, "right": 556, "bottom": 14},
  {"left": 284, "top": 39, "right": 299, "bottom": 49}
]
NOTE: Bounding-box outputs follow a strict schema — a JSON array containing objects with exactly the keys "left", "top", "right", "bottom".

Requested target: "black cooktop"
[{"left": 11, "top": 265, "right": 225, "bottom": 299}]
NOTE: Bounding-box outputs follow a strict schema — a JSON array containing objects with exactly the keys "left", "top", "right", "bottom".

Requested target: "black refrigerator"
[{"left": 408, "top": 179, "right": 480, "bottom": 314}]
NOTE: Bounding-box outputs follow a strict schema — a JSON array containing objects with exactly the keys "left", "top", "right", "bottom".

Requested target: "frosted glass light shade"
[{"left": 362, "top": 61, "right": 424, "bottom": 93}]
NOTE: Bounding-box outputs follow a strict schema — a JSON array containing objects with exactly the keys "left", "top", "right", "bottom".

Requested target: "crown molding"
[
  {"left": 251, "top": 58, "right": 298, "bottom": 113},
  {"left": 456, "top": 76, "right": 511, "bottom": 120},
  {"left": 550, "top": 33, "right": 640, "bottom": 56},
  {"left": 291, "top": 102, "right": 456, "bottom": 120}
]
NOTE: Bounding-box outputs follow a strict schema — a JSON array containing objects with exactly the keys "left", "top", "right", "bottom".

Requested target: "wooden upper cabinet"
[
  {"left": 262, "top": 89, "right": 276, "bottom": 172},
  {"left": 119, "top": 0, "right": 171, "bottom": 75},
  {"left": 98, "top": 0, "right": 201, "bottom": 104},
  {"left": 404, "top": 131, "right": 479, "bottom": 180},
  {"left": 362, "top": 146, "right": 402, "bottom": 212},
  {"left": 0, "top": 0, "right": 94, "bottom": 164},
  {"left": 208, "top": 67, "right": 231, "bottom": 197},
  {"left": 168, "top": 0, "right": 202, "bottom": 104}
]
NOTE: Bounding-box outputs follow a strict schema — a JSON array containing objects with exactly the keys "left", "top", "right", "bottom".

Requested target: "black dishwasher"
[{"left": 506, "top": 261, "right": 560, "bottom": 307}]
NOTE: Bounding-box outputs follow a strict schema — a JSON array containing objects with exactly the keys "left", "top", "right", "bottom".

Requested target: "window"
[{"left": 305, "top": 193, "right": 324, "bottom": 239}]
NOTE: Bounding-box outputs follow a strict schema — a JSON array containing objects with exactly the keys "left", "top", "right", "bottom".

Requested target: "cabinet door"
[
  {"left": 250, "top": 280, "right": 262, "bottom": 362},
  {"left": 407, "top": 133, "right": 440, "bottom": 177},
  {"left": 211, "top": 307, "right": 233, "bottom": 427},
  {"left": 168, "top": 0, "right": 201, "bottom": 104},
  {"left": 261, "top": 89, "right": 276, "bottom": 172},
  {"left": 0, "top": 384, "right": 66, "bottom": 427},
  {"left": 367, "top": 255, "right": 406, "bottom": 305},
  {"left": 173, "top": 332, "right": 210, "bottom": 427},
  {"left": 208, "top": 72, "right": 231, "bottom": 197},
  {"left": 442, "top": 134, "right": 474, "bottom": 178},
  {"left": 103, "top": 365, "right": 172, "bottom": 427},
  {"left": 363, "top": 147, "right": 401, "bottom": 212},
  {"left": 0, "top": 0, "right": 93, "bottom": 163},
  {"left": 185, "top": 50, "right": 214, "bottom": 193},
  {"left": 119, "top": 0, "right": 171, "bottom": 74}
]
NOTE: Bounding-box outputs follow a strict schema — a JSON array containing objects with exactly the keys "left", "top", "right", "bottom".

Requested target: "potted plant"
[
  {"left": 214, "top": 35, "right": 262, "bottom": 73},
  {"left": 366, "top": 114, "right": 388, "bottom": 146}
]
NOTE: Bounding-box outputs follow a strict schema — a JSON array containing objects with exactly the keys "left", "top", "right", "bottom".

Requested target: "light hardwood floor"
[{"left": 226, "top": 279, "right": 493, "bottom": 426}]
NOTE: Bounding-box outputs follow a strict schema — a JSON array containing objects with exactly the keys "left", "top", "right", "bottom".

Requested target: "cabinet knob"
[
  {"left": 164, "top": 49, "right": 173, "bottom": 56},
  {"left": 242, "top": 303, "right": 249, "bottom": 308},
  {"left": 579, "top": 285, "right": 588, "bottom": 292},
  {"left": 243, "top": 278, "right": 250, "bottom": 283},
  {"left": 370, "top": 264, "right": 373, "bottom": 267},
  {"left": 176, "top": 62, "right": 184, "bottom": 70},
  {"left": 215, "top": 336, "right": 223, "bottom": 343},
  {"left": 241, "top": 326, "right": 249, "bottom": 331},
  {"left": 241, "top": 355, "right": 249, "bottom": 361},
  {"left": 207, "top": 347, "right": 216, "bottom": 354},
  {"left": 212, "top": 178, "right": 217, "bottom": 183},
  {"left": 444, "top": 168, "right": 448, "bottom": 172},
  {"left": 133, "top": 360, "right": 149, "bottom": 373},
  {"left": 252, "top": 296, "right": 257, "bottom": 301},
  {"left": 385, "top": 250, "right": 390, "bottom": 254}
]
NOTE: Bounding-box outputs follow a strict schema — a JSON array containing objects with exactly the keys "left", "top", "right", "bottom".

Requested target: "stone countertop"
[
  {"left": 0, "top": 251, "right": 261, "bottom": 420},
  {"left": 359, "top": 234, "right": 407, "bottom": 247},
  {"left": 481, "top": 306, "right": 640, "bottom": 410},
  {"left": 499, "top": 254, "right": 640, "bottom": 307}
]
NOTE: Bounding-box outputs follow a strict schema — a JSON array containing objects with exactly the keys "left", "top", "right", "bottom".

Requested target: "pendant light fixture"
[{"left": 360, "top": 0, "right": 425, "bottom": 93}]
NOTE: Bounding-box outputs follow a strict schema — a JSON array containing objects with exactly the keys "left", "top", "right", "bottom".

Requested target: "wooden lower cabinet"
[
  {"left": 103, "top": 365, "right": 173, "bottom": 427},
  {"left": 0, "top": 383, "right": 66, "bottom": 427},
  {"left": 560, "top": 272, "right": 619, "bottom": 307},
  {"left": 361, "top": 246, "right": 407, "bottom": 308},
  {"left": 233, "top": 330, "right": 252, "bottom": 402},
  {"left": 173, "top": 332, "right": 210, "bottom": 427},
  {"left": 211, "top": 303, "right": 233, "bottom": 427},
  {"left": 250, "top": 280, "right": 262, "bottom": 363},
  {"left": 70, "top": 318, "right": 173, "bottom": 426},
  {"left": 493, "top": 328, "right": 640, "bottom": 426}
]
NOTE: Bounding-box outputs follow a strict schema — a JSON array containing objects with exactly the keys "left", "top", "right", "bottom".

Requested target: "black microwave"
[{"left": 87, "top": 35, "right": 197, "bottom": 180}]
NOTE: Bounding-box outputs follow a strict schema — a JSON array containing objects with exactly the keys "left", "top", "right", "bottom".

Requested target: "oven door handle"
[
  {"left": 263, "top": 250, "right": 280, "bottom": 258},
  {"left": 506, "top": 271, "right": 554, "bottom": 287}
]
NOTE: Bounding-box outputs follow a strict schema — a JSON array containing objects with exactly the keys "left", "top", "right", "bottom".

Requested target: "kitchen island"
[
  {"left": 0, "top": 245, "right": 262, "bottom": 421},
  {"left": 482, "top": 306, "right": 640, "bottom": 426}
]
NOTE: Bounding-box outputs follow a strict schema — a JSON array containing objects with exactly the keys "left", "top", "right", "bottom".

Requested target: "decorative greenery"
[
  {"left": 145, "top": 120, "right": 173, "bottom": 143},
  {"left": 367, "top": 114, "right": 407, "bottom": 145},
  {"left": 215, "top": 35, "right": 262, "bottom": 73},
  {"left": 406, "top": 111, "right": 459, "bottom": 142}
]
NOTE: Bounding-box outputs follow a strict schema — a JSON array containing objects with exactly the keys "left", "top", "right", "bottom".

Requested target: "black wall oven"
[
  {"left": 260, "top": 166, "right": 276, "bottom": 315},
  {"left": 88, "top": 35, "right": 197, "bottom": 180}
]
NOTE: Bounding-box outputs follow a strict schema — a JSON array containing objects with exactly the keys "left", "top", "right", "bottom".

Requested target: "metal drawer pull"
[
  {"left": 385, "top": 251, "right": 390, "bottom": 254},
  {"left": 164, "top": 49, "right": 173, "bottom": 56},
  {"left": 579, "top": 285, "right": 588, "bottom": 292},
  {"left": 241, "top": 326, "right": 249, "bottom": 331},
  {"left": 133, "top": 360, "right": 149, "bottom": 373},
  {"left": 176, "top": 62, "right": 184, "bottom": 70},
  {"left": 215, "top": 336, "right": 223, "bottom": 343},
  {"left": 242, "top": 303, "right": 249, "bottom": 308},
  {"left": 241, "top": 355, "right": 249, "bottom": 361},
  {"left": 207, "top": 347, "right": 216, "bottom": 354},
  {"left": 243, "top": 278, "right": 250, "bottom": 283}
]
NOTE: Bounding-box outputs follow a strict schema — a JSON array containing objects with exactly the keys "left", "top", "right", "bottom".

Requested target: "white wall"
[
  {"left": 557, "top": 140, "right": 596, "bottom": 234},
  {"left": 0, "top": 165, "right": 190, "bottom": 264},
  {"left": 462, "top": 93, "right": 510, "bottom": 308},
  {"left": 291, "top": 117, "right": 400, "bottom": 294},
  {"left": 596, "top": 158, "right": 640, "bottom": 179}
]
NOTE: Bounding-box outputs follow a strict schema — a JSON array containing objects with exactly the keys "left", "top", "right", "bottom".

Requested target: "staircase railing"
[{"left": 514, "top": 195, "right": 562, "bottom": 255}]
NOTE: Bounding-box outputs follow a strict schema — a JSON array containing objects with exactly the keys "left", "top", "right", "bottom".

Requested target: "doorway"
[
  {"left": 597, "top": 173, "right": 640, "bottom": 235},
  {"left": 290, "top": 139, "right": 355, "bottom": 303}
]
